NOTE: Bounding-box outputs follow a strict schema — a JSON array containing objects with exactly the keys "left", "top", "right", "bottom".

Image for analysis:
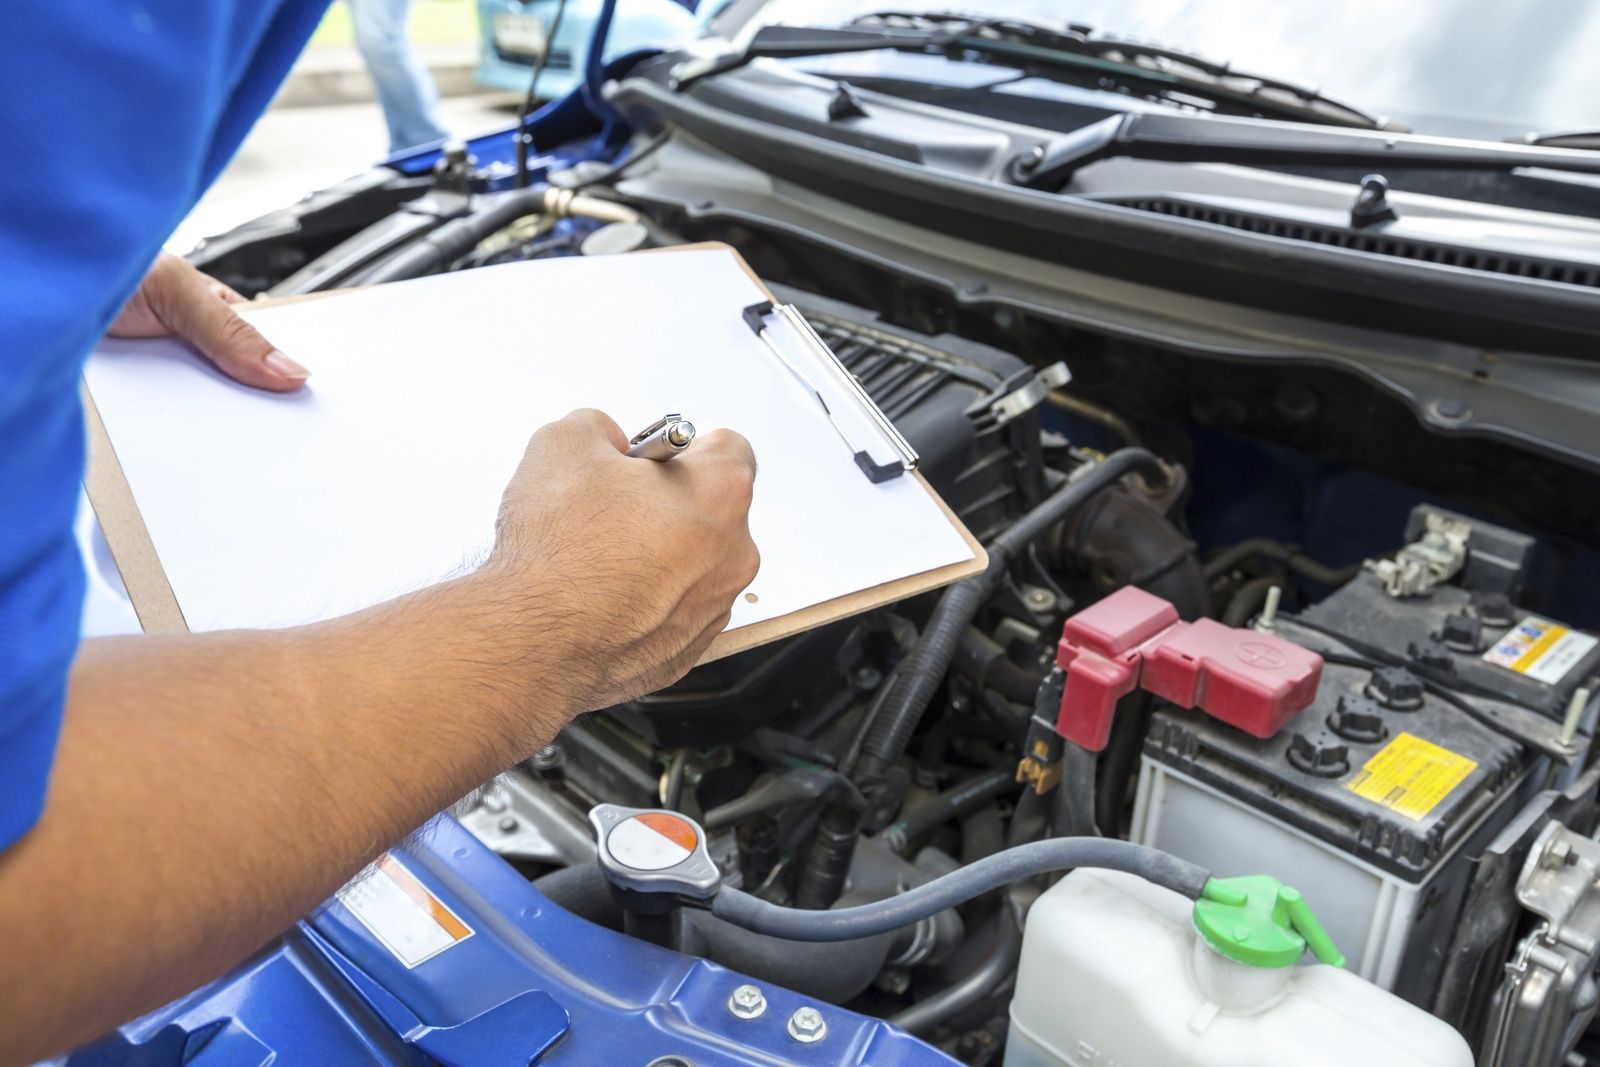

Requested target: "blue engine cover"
[{"left": 68, "top": 817, "right": 958, "bottom": 1066}]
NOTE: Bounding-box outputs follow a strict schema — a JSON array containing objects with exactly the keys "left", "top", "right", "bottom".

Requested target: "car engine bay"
[{"left": 136, "top": 28, "right": 1600, "bottom": 1066}]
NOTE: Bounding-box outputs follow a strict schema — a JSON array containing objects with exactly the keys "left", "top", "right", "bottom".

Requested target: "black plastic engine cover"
[{"left": 607, "top": 283, "right": 1044, "bottom": 747}]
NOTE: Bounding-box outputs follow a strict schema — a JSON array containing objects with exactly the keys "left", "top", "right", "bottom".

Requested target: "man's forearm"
[
  {"left": 0, "top": 570, "right": 564, "bottom": 1065},
  {"left": 0, "top": 406, "right": 760, "bottom": 1064}
]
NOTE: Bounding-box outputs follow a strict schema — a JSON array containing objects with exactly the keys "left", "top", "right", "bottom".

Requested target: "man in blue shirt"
[{"left": 0, "top": 7, "right": 758, "bottom": 1063}]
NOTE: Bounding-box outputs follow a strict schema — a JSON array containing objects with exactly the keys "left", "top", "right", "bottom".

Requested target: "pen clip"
[{"left": 629, "top": 414, "right": 680, "bottom": 446}]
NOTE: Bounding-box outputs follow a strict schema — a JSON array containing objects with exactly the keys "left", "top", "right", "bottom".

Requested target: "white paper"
[{"left": 84, "top": 249, "right": 975, "bottom": 636}]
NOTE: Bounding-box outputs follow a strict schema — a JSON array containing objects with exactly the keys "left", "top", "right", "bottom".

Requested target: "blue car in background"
[{"left": 475, "top": 0, "right": 704, "bottom": 95}]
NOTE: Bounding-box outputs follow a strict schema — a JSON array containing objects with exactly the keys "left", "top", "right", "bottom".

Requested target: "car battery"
[
  {"left": 1132, "top": 655, "right": 1536, "bottom": 1004},
  {"left": 1130, "top": 508, "right": 1600, "bottom": 1007},
  {"left": 1298, "top": 507, "right": 1600, "bottom": 726}
]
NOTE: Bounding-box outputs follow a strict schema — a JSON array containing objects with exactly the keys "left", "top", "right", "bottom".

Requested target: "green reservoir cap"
[{"left": 1193, "top": 875, "right": 1346, "bottom": 969}]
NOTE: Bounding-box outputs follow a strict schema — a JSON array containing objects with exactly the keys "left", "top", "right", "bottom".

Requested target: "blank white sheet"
[{"left": 84, "top": 249, "right": 976, "bottom": 636}]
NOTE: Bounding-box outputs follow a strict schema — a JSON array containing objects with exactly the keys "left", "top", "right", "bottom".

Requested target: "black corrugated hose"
[{"left": 851, "top": 448, "right": 1166, "bottom": 788}]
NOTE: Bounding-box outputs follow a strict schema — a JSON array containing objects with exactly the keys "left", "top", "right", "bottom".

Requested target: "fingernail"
[{"left": 264, "top": 350, "right": 310, "bottom": 380}]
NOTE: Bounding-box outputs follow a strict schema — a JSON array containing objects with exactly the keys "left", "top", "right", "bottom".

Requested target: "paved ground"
[
  {"left": 168, "top": 92, "right": 522, "bottom": 254},
  {"left": 309, "top": 0, "right": 478, "bottom": 48},
  {"left": 166, "top": 0, "right": 504, "bottom": 252}
]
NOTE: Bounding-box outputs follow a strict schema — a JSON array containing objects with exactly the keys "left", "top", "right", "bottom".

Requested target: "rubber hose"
[
  {"left": 888, "top": 896, "right": 1024, "bottom": 1036},
  {"left": 1054, "top": 744, "right": 1100, "bottom": 838},
  {"left": 535, "top": 860, "right": 624, "bottom": 929},
  {"left": 709, "top": 838, "right": 1209, "bottom": 941},
  {"left": 1045, "top": 391, "right": 1141, "bottom": 450},
  {"left": 744, "top": 727, "right": 837, "bottom": 770},
  {"left": 879, "top": 768, "right": 1017, "bottom": 853},
  {"left": 682, "top": 911, "right": 893, "bottom": 1004},
  {"left": 853, "top": 449, "right": 1164, "bottom": 784},
  {"left": 1221, "top": 574, "right": 1281, "bottom": 628},
  {"left": 1095, "top": 690, "right": 1153, "bottom": 834},
  {"left": 915, "top": 714, "right": 1001, "bottom": 778},
  {"left": 953, "top": 628, "right": 1048, "bottom": 704},
  {"left": 534, "top": 864, "right": 893, "bottom": 1000},
  {"left": 1052, "top": 487, "right": 1210, "bottom": 622},
  {"left": 362, "top": 187, "right": 551, "bottom": 283},
  {"left": 702, "top": 767, "right": 864, "bottom": 831},
  {"left": 794, "top": 805, "right": 862, "bottom": 909},
  {"left": 1006, "top": 786, "right": 1049, "bottom": 848},
  {"left": 960, "top": 805, "right": 1004, "bottom": 866},
  {"left": 1203, "top": 538, "right": 1361, "bottom": 587}
]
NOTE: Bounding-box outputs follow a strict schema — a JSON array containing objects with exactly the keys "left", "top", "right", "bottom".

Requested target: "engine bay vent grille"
[
  {"left": 802, "top": 314, "right": 976, "bottom": 424},
  {"left": 1112, "top": 196, "right": 1600, "bottom": 291}
]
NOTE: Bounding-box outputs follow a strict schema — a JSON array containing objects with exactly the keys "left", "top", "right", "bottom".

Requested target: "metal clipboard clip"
[{"left": 742, "top": 301, "right": 919, "bottom": 484}]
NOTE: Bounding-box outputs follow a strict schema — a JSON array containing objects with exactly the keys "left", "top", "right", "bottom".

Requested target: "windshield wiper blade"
[
  {"left": 1010, "top": 111, "right": 1600, "bottom": 188},
  {"left": 852, "top": 12, "right": 1386, "bottom": 129},
  {"left": 669, "top": 24, "right": 960, "bottom": 87},
  {"left": 1522, "top": 130, "right": 1600, "bottom": 151},
  {"left": 673, "top": 12, "right": 1382, "bottom": 131}
]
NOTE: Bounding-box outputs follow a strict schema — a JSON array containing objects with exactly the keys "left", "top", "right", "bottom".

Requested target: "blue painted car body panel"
[{"left": 69, "top": 817, "right": 960, "bottom": 1066}]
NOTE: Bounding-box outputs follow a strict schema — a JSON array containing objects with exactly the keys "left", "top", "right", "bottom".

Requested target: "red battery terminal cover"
[{"left": 1055, "top": 586, "right": 1323, "bottom": 751}]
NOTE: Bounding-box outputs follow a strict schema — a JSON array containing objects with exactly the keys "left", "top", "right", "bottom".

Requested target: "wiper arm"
[
  {"left": 854, "top": 12, "right": 1386, "bottom": 129},
  {"left": 1522, "top": 130, "right": 1600, "bottom": 151},
  {"left": 671, "top": 12, "right": 1382, "bottom": 131},
  {"left": 1010, "top": 111, "right": 1600, "bottom": 189},
  {"left": 668, "top": 24, "right": 961, "bottom": 87}
]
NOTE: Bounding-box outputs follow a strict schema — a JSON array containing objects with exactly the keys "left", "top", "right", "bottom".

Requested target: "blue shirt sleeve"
[{"left": 0, "top": 1, "right": 327, "bottom": 852}]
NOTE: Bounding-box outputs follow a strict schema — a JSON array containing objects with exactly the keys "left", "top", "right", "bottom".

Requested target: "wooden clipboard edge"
[
  {"left": 81, "top": 381, "right": 188, "bottom": 634},
  {"left": 81, "top": 241, "right": 988, "bottom": 653},
  {"left": 684, "top": 241, "right": 989, "bottom": 661},
  {"left": 703, "top": 469, "right": 986, "bottom": 661}
]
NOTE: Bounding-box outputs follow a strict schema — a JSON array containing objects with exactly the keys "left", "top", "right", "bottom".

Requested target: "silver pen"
[{"left": 626, "top": 414, "right": 696, "bottom": 460}]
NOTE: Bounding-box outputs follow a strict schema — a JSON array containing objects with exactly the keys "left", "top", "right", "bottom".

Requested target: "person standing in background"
[{"left": 350, "top": 0, "right": 450, "bottom": 152}]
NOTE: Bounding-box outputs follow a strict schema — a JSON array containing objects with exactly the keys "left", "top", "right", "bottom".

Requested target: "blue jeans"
[{"left": 350, "top": 0, "right": 449, "bottom": 153}]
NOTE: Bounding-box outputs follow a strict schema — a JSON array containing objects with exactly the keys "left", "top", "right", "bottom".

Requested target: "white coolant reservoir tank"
[{"left": 1004, "top": 869, "right": 1473, "bottom": 1067}]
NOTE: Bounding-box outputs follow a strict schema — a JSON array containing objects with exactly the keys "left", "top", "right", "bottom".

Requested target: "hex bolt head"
[
  {"left": 788, "top": 1006, "right": 827, "bottom": 1043},
  {"left": 852, "top": 666, "right": 883, "bottom": 692},
  {"left": 1542, "top": 837, "right": 1575, "bottom": 870},
  {"left": 727, "top": 985, "right": 767, "bottom": 1020},
  {"left": 531, "top": 745, "right": 567, "bottom": 780}
]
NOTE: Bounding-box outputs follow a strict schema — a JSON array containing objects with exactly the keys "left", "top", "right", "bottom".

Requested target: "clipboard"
[{"left": 82, "top": 243, "right": 987, "bottom": 662}]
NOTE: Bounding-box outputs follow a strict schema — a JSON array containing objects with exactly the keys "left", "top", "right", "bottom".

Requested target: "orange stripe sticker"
[
  {"left": 336, "top": 853, "right": 474, "bottom": 968},
  {"left": 378, "top": 854, "right": 473, "bottom": 940},
  {"left": 636, "top": 812, "right": 699, "bottom": 853}
]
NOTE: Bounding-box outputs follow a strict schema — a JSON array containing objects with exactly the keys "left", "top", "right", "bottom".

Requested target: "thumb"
[
  {"left": 154, "top": 260, "right": 309, "bottom": 391},
  {"left": 562, "top": 408, "right": 632, "bottom": 454}
]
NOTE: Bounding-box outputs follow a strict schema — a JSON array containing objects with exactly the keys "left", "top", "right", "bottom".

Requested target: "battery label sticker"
[
  {"left": 335, "top": 853, "right": 473, "bottom": 968},
  {"left": 1483, "top": 616, "right": 1598, "bottom": 685},
  {"left": 1345, "top": 732, "right": 1478, "bottom": 822}
]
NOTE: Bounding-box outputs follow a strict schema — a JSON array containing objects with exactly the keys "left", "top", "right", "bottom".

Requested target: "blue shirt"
[{"left": 0, "top": 2, "right": 328, "bottom": 852}]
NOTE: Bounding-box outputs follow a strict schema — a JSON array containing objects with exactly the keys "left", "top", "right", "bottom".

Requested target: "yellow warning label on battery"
[{"left": 1345, "top": 732, "right": 1478, "bottom": 821}]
